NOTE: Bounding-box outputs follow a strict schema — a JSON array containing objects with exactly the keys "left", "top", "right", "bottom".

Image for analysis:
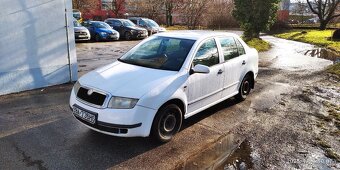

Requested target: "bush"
[{"left": 332, "top": 29, "right": 340, "bottom": 40}]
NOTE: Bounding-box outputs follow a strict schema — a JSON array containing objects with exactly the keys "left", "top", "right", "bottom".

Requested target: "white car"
[{"left": 70, "top": 31, "right": 258, "bottom": 142}]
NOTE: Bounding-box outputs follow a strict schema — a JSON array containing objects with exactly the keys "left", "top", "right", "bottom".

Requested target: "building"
[
  {"left": 278, "top": 0, "right": 290, "bottom": 22},
  {"left": 0, "top": 0, "right": 77, "bottom": 95}
]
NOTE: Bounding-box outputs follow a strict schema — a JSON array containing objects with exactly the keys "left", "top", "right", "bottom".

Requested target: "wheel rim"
[
  {"left": 242, "top": 80, "right": 250, "bottom": 95},
  {"left": 126, "top": 33, "right": 131, "bottom": 40},
  {"left": 159, "top": 109, "right": 179, "bottom": 138},
  {"left": 163, "top": 114, "right": 176, "bottom": 132}
]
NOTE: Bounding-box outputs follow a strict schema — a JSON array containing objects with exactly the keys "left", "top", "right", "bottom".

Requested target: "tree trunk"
[{"left": 319, "top": 20, "right": 328, "bottom": 30}]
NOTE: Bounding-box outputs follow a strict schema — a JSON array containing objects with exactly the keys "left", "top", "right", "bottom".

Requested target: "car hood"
[
  {"left": 79, "top": 62, "right": 177, "bottom": 99},
  {"left": 127, "top": 26, "right": 146, "bottom": 31},
  {"left": 97, "top": 28, "right": 118, "bottom": 34},
  {"left": 74, "top": 26, "right": 88, "bottom": 32}
]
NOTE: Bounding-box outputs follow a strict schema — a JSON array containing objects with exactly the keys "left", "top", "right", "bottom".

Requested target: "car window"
[
  {"left": 119, "top": 37, "right": 195, "bottom": 71},
  {"left": 235, "top": 38, "right": 246, "bottom": 55},
  {"left": 140, "top": 20, "right": 148, "bottom": 27},
  {"left": 193, "top": 39, "right": 219, "bottom": 67},
  {"left": 112, "top": 20, "right": 122, "bottom": 27},
  {"left": 130, "top": 19, "right": 137, "bottom": 24},
  {"left": 218, "top": 37, "right": 239, "bottom": 61}
]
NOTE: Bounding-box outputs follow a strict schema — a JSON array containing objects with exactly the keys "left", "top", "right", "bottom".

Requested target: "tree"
[
  {"left": 307, "top": 0, "right": 340, "bottom": 30},
  {"left": 182, "top": 0, "right": 210, "bottom": 29},
  {"left": 127, "top": 0, "right": 164, "bottom": 20},
  {"left": 293, "top": 0, "right": 309, "bottom": 24},
  {"left": 233, "top": 0, "right": 280, "bottom": 40},
  {"left": 164, "top": 0, "right": 183, "bottom": 26},
  {"left": 72, "top": 0, "right": 98, "bottom": 10},
  {"left": 110, "top": 0, "right": 126, "bottom": 17}
]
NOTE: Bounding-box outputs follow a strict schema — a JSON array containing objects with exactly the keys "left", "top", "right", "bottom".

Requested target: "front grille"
[
  {"left": 77, "top": 87, "right": 106, "bottom": 106},
  {"left": 75, "top": 32, "right": 88, "bottom": 35}
]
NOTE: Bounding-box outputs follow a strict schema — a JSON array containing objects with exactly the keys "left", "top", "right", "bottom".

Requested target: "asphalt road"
[{"left": 0, "top": 33, "right": 337, "bottom": 170}]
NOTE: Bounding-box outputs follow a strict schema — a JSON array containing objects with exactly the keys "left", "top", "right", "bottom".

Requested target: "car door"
[
  {"left": 86, "top": 23, "right": 96, "bottom": 38},
  {"left": 111, "top": 20, "right": 124, "bottom": 35},
  {"left": 218, "top": 36, "right": 246, "bottom": 97},
  {"left": 187, "top": 38, "right": 225, "bottom": 114}
]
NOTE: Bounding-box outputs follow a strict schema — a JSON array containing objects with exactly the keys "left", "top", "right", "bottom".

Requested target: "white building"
[{"left": 0, "top": 0, "right": 78, "bottom": 95}]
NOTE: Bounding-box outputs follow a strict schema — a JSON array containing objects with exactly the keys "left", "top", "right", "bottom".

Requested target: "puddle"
[
  {"left": 302, "top": 48, "right": 340, "bottom": 64},
  {"left": 216, "top": 140, "right": 253, "bottom": 170}
]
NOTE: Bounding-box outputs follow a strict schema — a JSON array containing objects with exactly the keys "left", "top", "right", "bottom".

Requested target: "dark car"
[
  {"left": 73, "top": 19, "right": 91, "bottom": 41},
  {"left": 104, "top": 18, "right": 148, "bottom": 40},
  {"left": 83, "top": 21, "right": 120, "bottom": 42},
  {"left": 129, "top": 17, "right": 166, "bottom": 36}
]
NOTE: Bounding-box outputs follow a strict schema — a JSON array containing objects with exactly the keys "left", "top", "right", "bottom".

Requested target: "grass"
[
  {"left": 326, "top": 62, "right": 340, "bottom": 76},
  {"left": 274, "top": 29, "right": 340, "bottom": 52},
  {"left": 244, "top": 38, "right": 271, "bottom": 52},
  {"left": 164, "top": 25, "right": 188, "bottom": 31}
]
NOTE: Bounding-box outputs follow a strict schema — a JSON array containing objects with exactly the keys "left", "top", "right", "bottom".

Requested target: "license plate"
[
  {"left": 110, "top": 35, "right": 116, "bottom": 38},
  {"left": 78, "top": 35, "right": 86, "bottom": 38},
  {"left": 73, "top": 106, "right": 96, "bottom": 124}
]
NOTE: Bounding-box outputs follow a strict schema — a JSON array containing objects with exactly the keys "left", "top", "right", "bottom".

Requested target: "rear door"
[
  {"left": 187, "top": 38, "right": 225, "bottom": 114},
  {"left": 218, "top": 36, "right": 247, "bottom": 97}
]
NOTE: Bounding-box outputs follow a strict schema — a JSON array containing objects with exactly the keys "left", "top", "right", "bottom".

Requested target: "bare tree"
[
  {"left": 307, "top": 0, "right": 340, "bottom": 30},
  {"left": 127, "top": 0, "right": 164, "bottom": 20},
  {"left": 72, "top": 0, "right": 99, "bottom": 10},
  {"left": 293, "top": 0, "right": 309, "bottom": 23},
  {"left": 164, "top": 0, "right": 183, "bottom": 26},
  {"left": 206, "top": 0, "right": 237, "bottom": 29},
  {"left": 110, "top": 0, "right": 126, "bottom": 17},
  {"left": 182, "top": 0, "right": 210, "bottom": 29}
]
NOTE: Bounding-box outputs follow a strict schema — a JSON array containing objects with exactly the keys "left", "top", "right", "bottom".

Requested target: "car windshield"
[
  {"left": 146, "top": 19, "right": 159, "bottom": 27},
  {"left": 73, "top": 20, "right": 82, "bottom": 27},
  {"left": 123, "top": 20, "right": 136, "bottom": 27},
  {"left": 119, "top": 37, "right": 196, "bottom": 71},
  {"left": 94, "top": 22, "right": 111, "bottom": 29}
]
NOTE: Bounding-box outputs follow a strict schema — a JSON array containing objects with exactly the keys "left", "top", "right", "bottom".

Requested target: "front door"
[{"left": 187, "top": 38, "right": 224, "bottom": 114}]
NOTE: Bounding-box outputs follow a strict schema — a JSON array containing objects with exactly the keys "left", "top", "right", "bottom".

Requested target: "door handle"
[
  {"left": 217, "top": 69, "right": 224, "bottom": 75},
  {"left": 242, "top": 60, "right": 246, "bottom": 65}
]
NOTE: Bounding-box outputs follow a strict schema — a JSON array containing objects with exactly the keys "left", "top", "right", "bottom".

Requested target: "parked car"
[
  {"left": 104, "top": 18, "right": 148, "bottom": 40},
  {"left": 129, "top": 17, "right": 166, "bottom": 36},
  {"left": 69, "top": 31, "right": 259, "bottom": 142},
  {"left": 83, "top": 21, "right": 119, "bottom": 42},
  {"left": 73, "top": 19, "right": 91, "bottom": 41}
]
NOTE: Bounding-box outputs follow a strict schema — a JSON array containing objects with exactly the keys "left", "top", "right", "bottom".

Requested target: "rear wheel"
[
  {"left": 235, "top": 75, "right": 252, "bottom": 101},
  {"left": 151, "top": 104, "right": 183, "bottom": 143}
]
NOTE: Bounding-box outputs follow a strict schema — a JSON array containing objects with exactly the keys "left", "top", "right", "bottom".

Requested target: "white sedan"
[{"left": 70, "top": 31, "right": 258, "bottom": 142}]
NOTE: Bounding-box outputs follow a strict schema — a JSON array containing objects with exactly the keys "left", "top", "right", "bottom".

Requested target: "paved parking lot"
[{"left": 0, "top": 34, "right": 339, "bottom": 169}]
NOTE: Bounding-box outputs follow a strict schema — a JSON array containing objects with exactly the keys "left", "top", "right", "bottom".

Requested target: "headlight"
[
  {"left": 100, "top": 32, "right": 107, "bottom": 36},
  {"left": 108, "top": 97, "right": 138, "bottom": 109},
  {"left": 73, "top": 81, "right": 81, "bottom": 95}
]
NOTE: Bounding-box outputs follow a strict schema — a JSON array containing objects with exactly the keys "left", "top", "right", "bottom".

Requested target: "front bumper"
[
  {"left": 100, "top": 34, "right": 120, "bottom": 41},
  {"left": 70, "top": 89, "right": 156, "bottom": 137},
  {"left": 132, "top": 32, "right": 148, "bottom": 39}
]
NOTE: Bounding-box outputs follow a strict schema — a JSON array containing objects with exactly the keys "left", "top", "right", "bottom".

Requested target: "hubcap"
[
  {"left": 242, "top": 81, "right": 250, "bottom": 94},
  {"left": 162, "top": 114, "right": 176, "bottom": 132}
]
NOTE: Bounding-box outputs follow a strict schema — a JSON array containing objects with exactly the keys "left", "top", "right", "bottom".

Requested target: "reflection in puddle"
[
  {"left": 217, "top": 140, "right": 253, "bottom": 170},
  {"left": 303, "top": 48, "right": 340, "bottom": 64}
]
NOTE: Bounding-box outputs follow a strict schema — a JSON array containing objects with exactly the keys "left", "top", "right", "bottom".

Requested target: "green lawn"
[
  {"left": 245, "top": 38, "right": 271, "bottom": 52},
  {"left": 275, "top": 29, "right": 340, "bottom": 52}
]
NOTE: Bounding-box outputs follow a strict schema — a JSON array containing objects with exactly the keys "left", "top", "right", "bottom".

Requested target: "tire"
[
  {"left": 125, "top": 32, "right": 132, "bottom": 40},
  {"left": 95, "top": 34, "right": 101, "bottom": 42},
  {"left": 235, "top": 75, "right": 252, "bottom": 101},
  {"left": 151, "top": 104, "right": 183, "bottom": 143}
]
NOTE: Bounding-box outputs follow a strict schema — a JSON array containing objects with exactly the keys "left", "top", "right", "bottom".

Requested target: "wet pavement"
[{"left": 0, "top": 33, "right": 339, "bottom": 169}]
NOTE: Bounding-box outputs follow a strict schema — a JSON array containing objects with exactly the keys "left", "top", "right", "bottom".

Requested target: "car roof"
[
  {"left": 105, "top": 18, "right": 128, "bottom": 21},
  {"left": 155, "top": 31, "right": 238, "bottom": 40}
]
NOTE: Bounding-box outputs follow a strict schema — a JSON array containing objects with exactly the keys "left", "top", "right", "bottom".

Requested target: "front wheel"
[
  {"left": 95, "top": 34, "right": 101, "bottom": 42},
  {"left": 151, "top": 104, "right": 183, "bottom": 143},
  {"left": 235, "top": 75, "right": 252, "bottom": 101},
  {"left": 125, "top": 32, "right": 132, "bottom": 40}
]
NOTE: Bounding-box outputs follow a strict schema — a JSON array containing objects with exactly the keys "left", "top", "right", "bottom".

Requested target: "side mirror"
[{"left": 191, "top": 64, "right": 210, "bottom": 74}]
